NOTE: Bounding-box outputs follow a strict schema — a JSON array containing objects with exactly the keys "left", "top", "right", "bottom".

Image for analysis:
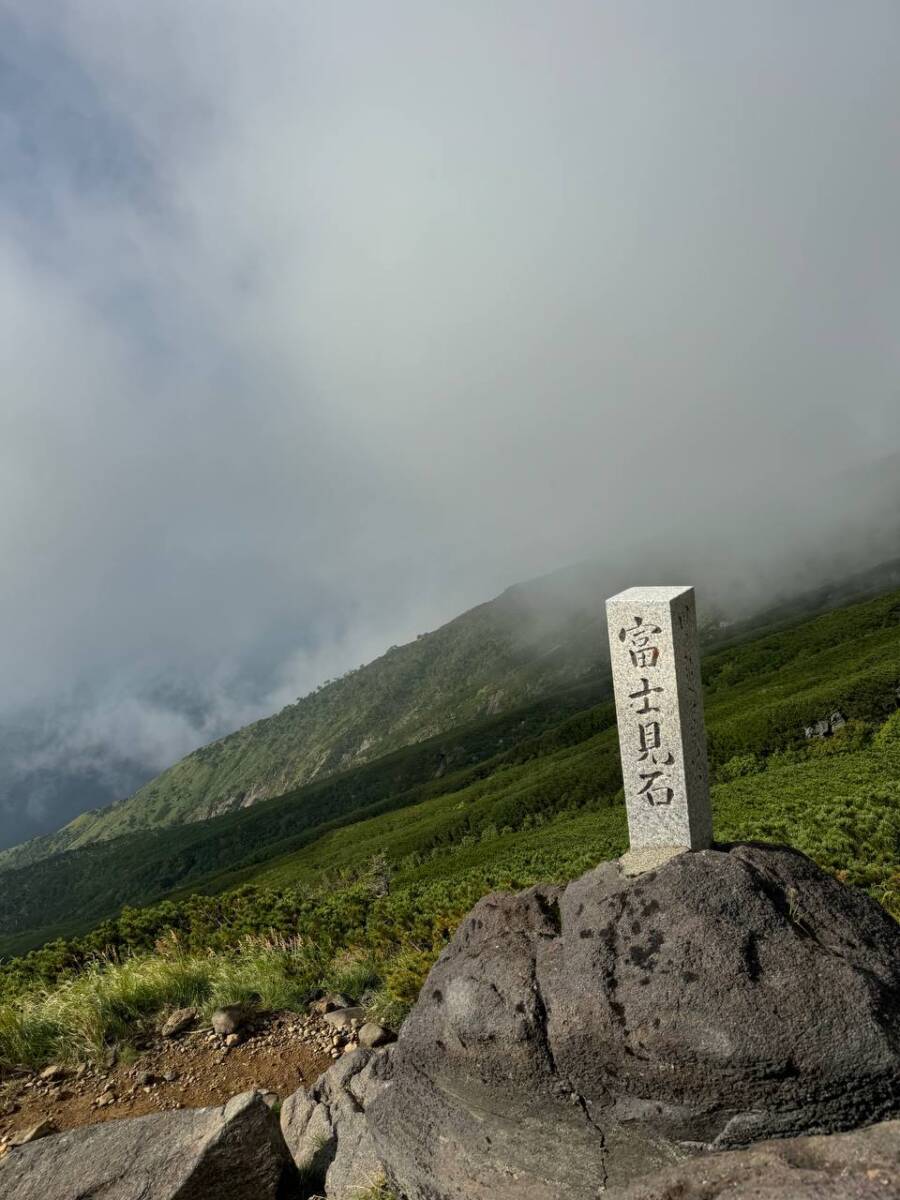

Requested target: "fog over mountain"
[{"left": 1, "top": 2, "right": 899, "bottom": 849}]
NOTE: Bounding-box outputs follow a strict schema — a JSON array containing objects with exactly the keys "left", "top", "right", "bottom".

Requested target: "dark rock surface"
[
  {"left": 370, "top": 844, "right": 900, "bottom": 1199},
  {"left": 0, "top": 1090, "right": 291, "bottom": 1200},
  {"left": 618, "top": 1118, "right": 900, "bottom": 1199},
  {"left": 281, "top": 1047, "right": 391, "bottom": 1199}
]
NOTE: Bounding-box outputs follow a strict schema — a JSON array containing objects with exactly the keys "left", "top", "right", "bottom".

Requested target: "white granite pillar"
[{"left": 605, "top": 586, "right": 712, "bottom": 862}]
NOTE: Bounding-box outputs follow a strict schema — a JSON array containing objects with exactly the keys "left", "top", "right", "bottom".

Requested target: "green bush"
[
  {"left": 717, "top": 753, "right": 763, "bottom": 782},
  {"left": 874, "top": 709, "right": 900, "bottom": 749},
  {"left": 0, "top": 934, "right": 326, "bottom": 1070}
]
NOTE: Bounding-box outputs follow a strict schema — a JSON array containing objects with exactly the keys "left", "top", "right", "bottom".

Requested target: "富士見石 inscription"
[{"left": 606, "top": 586, "right": 712, "bottom": 873}]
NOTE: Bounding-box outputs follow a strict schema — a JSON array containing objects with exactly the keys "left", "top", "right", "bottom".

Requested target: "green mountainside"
[
  {"left": 164, "top": 584, "right": 900, "bottom": 906},
  {"left": 0, "top": 564, "right": 612, "bottom": 872},
  {"left": 0, "top": 685, "right": 610, "bottom": 953},
  {"left": 1, "top": 585, "right": 897, "bottom": 964},
  {"left": 3, "top": 555, "right": 899, "bottom": 879}
]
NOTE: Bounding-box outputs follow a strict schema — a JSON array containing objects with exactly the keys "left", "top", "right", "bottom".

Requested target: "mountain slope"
[
  {"left": 3, "top": 549, "right": 899, "bottom": 877},
  {"left": 1, "top": 585, "right": 898, "bottom": 955},
  {"left": 0, "top": 563, "right": 611, "bottom": 870},
  {"left": 0, "top": 685, "right": 612, "bottom": 952}
]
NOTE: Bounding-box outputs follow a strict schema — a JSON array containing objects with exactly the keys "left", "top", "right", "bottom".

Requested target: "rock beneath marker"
[
  {"left": 618, "top": 1118, "right": 900, "bottom": 1199},
  {"left": 160, "top": 1007, "right": 197, "bottom": 1038},
  {"left": 370, "top": 844, "right": 900, "bottom": 1199},
  {"left": 281, "top": 1048, "right": 390, "bottom": 1199},
  {"left": 0, "top": 1091, "right": 291, "bottom": 1200}
]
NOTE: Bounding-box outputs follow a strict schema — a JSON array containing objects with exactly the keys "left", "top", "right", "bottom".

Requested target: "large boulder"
[
  {"left": 618, "top": 1118, "right": 900, "bottom": 1199},
  {"left": 0, "top": 1091, "right": 291, "bottom": 1200},
  {"left": 370, "top": 844, "right": 900, "bottom": 1198},
  {"left": 281, "top": 1047, "right": 391, "bottom": 1199}
]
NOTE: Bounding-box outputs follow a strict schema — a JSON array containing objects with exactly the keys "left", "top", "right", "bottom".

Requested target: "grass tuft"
[{"left": 0, "top": 935, "right": 326, "bottom": 1071}]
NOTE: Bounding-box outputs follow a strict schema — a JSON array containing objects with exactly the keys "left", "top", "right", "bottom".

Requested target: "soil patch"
[{"left": 0, "top": 1010, "right": 335, "bottom": 1149}]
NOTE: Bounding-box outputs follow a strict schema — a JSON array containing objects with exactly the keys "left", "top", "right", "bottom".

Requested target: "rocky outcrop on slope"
[
  {"left": 0, "top": 1090, "right": 291, "bottom": 1200},
  {"left": 618, "top": 1118, "right": 900, "bottom": 1199},
  {"left": 369, "top": 843, "right": 900, "bottom": 1198}
]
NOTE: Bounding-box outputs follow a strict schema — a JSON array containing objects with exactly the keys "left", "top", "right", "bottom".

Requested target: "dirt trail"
[{"left": 0, "top": 1010, "right": 335, "bottom": 1150}]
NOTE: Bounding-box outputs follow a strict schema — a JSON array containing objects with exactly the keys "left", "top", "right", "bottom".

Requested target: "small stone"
[
  {"left": 160, "top": 1008, "right": 197, "bottom": 1038},
  {"left": 259, "top": 1091, "right": 279, "bottom": 1108},
  {"left": 323, "top": 1007, "right": 366, "bottom": 1030},
  {"left": 311, "top": 992, "right": 355, "bottom": 1015},
  {"left": 358, "top": 1022, "right": 396, "bottom": 1049},
  {"left": 137, "top": 1071, "right": 155, "bottom": 1087},
  {"left": 39, "top": 1064, "right": 68, "bottom": 1083},
  {"left": 8, "top": 1120, "right": 57, "bottom": 1147},
  {"left": 224, "top": 1033, "right": 241, "bottom": 1048}
]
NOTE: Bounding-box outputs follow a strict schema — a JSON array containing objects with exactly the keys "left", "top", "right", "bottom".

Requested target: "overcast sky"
[{"left": 1, "top": 1, "right": 899, "bottom": 848}]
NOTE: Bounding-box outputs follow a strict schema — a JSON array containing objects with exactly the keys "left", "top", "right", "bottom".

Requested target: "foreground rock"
[
  {"left": 0, "top": 1091, "right": 291, "bottom": 1200},
  {"left": 619, "top": 1118, "right": 900, "bottom": 1199},
  {"left": 281, "top": 1048, "right": 391, "bottom": 1199},
  {"left": 370, "top": 844, "right": 900, "bottom": 1198}
]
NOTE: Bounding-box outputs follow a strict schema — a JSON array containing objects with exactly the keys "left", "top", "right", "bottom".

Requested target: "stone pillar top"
[{"left": 607, "top": 585, "right": 694, "bottom": 604}]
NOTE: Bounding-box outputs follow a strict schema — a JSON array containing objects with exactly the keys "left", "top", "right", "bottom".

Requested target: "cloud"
[{"left": 1, "top": 1, "right": 899, "bottom": 847}]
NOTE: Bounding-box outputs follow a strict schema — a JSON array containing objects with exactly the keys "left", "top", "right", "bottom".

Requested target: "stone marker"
[{"left": 606, "top": 586, "right": 712, "bottom": 870}]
